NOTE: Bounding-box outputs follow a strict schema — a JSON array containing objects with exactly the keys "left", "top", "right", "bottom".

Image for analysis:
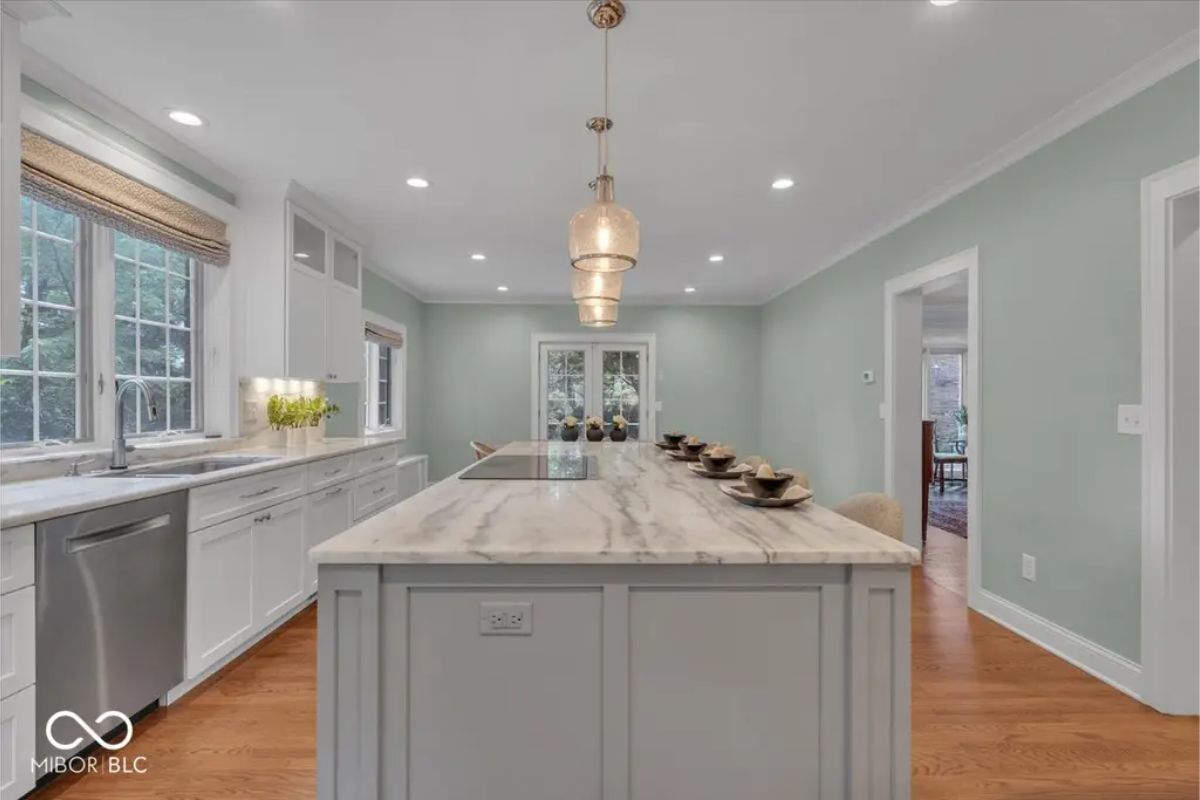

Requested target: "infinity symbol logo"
[{"left": 45, "top": 710, "right": 134, "bottom": 752}]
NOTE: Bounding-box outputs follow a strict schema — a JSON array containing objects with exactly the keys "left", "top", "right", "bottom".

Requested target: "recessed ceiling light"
[
  {"left": 294, "top": 252, "right": 309, "bottom": 260},
  {"left": 930, "top": 0, "right": 959, "bottom": 5},
  {"left": 771, "top": 177, "right": 795, "bottom": 190},
  {"left": 470, "top": 253, "right": 486, "bottom": 261},
  {"left": 708, "top": 254, "right": 724, "bottom": 263},
  {"left": 167, "top": 109, "right": 204, "bottom": 127},
  {"left": 684, "top": 286, "right": 696, "bottom": 294},
  {"left": 497, "top": 285, "right": 509, "bottom": 292},
  {"left": 406, "top": 177, "right": 430, "bottom": 189}
]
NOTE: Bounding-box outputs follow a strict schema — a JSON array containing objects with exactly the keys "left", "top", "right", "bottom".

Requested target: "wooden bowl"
[
  {"left": 699, "top": 453, "right": 736, "bottom": 473},
  {"left": 663, "top": 432, "right": 686, "bottom": 447},
  {"left": 679, "top": 440, "right": 707, "bottom": 456},
  {"left": 741, "top": 471, "right": 795, "bottom": 499}
]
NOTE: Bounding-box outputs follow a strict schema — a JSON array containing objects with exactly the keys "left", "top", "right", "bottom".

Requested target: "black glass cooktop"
[{"left": 459, "top": 454, "right": 599, "bottom": 480}]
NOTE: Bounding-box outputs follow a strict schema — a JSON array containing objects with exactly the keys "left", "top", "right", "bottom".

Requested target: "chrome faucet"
[{"left": 111, "top": 378, "right": 157, "bottom": 470}]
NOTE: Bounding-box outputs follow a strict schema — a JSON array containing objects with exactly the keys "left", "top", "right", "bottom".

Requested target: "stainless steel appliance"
[{"left": 35, "top": 491, "right": 187, "bottom": 761}]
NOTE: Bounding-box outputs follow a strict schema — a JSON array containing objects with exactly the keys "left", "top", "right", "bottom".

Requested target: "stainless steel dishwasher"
[{"left": 35, "top": 491, "right": 187, "bottom": 761}]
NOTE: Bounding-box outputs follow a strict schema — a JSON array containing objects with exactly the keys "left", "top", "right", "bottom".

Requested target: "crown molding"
[{"left": 765, "top": 30, "right": 1200, "bottom": 304}]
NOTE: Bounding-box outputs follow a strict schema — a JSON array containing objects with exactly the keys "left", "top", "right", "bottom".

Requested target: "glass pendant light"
[
  {"left": 578, "top": 301, "right": 618, "bottom": 327},
  {"left": 569, "top": 0, "right": 639, "bottom": 276},
  {"left": 572, "top": 269, "right": 623, "bottom": 306}
]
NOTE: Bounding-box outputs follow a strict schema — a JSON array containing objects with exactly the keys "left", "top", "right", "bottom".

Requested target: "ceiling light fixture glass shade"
[
  {"left": 578, "top": 300, "right": 618, "bottom": 327},
  {"left": 572, "top": 269, "right": 623, "bottom": 306},
  {"left": 569, "top": 175, "right": 639, "bottom": 273}
]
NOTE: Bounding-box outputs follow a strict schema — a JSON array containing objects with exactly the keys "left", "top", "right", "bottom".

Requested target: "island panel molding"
[{"left": 317, "top": 563, "right": 911, "bottom": 800}]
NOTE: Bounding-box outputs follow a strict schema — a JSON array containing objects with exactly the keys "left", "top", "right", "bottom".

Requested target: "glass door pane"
[
  {"left": 597, "top": 345, "right": 646, "bottom": 440},
  {"left": 540, "top": 345, "right": 590, "bottom": 439}
]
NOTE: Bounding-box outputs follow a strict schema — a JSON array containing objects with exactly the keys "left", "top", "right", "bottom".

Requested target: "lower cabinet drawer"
[
  {"left": 188, "top": 465, "right": 307, "bottom": 531},
  {"left": 353, "top": 467, "right": 400, "bottom": 521},
  {"left": 0, "top": 684, "right": 35, "bottom": 800},
  {"left": 0, "top": 527, "right": 34, "bottom": 596},
  {"left": 0, "top": 586, "right": 35, "bottom": 701},
  {"left": 353, "top": 444, "right": 399, "bottom": 476}
]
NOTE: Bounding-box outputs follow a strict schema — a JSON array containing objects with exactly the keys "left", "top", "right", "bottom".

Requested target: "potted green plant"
[
  {"left": 560, "top": 415, "right": 580, "bottom": 441},
  {"left": 305, "top": 396, "right": 341, "bottom": 443},
  {"left": 609, "top": 415, "right": 628, "bottom": 442},
  {"left": 585, "top": 415, "right": 605, "bottom": 442}
]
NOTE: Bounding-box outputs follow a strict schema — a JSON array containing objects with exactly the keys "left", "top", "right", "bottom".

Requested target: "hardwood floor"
[
  {"left": 923, "top": 524, "right": 967, "bottom": 598},
  {"left": 33, "top": 575, "right": 1198, "bottom": 800}
]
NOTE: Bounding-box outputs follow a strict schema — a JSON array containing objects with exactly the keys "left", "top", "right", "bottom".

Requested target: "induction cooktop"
[{"left": 458, "top": 454, "right": 599, "bottom": 480}]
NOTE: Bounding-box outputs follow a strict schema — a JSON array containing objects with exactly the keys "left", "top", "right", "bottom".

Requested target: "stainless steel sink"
[{"left": 90, "top": 455, "right": 281, "bottom": 478}]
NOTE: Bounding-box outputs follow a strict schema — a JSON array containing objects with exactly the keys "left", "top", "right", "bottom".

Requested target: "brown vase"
[
  {"left": 586, "top": 428, "right": 605, "bottom": 442},
  {"left": 561, "top": 426, "right": 580, "bottom": 442},
  {"left": 610, "top": 427, "right": 627, "bottom": 442}
]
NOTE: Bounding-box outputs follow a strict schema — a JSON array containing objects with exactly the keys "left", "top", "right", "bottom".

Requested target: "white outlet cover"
[
  {"left": 1022, "top": 553, "right": 1036, "bottom": 582},
  {"left": 861, "top": 370, "right": 875, "bottom": 385},
  {"left": 479, "top": 601, "right": 532, "bottom": 635},
  {"left": 1116, "top": 404, "right": 1143, "bottom": 435}
]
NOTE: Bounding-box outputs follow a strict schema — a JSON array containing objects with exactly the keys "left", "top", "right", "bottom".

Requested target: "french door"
[{"left": 537, "top": 340, "right": 652, "bottom": 441}]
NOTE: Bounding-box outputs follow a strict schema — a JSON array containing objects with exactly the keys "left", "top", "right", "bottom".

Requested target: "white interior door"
[{"left": 537, "top": 340, "right": 652, "bottom": 440}]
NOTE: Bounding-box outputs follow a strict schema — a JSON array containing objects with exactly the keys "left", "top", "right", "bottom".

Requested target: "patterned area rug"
[{"left": 929, "top": 485, "right": 967, "bottom": 538}]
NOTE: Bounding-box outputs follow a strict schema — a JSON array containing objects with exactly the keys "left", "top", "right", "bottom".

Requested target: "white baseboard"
[
  {"left": 162, "top": 594, "right": 316, "bottom": 706},
  {"left": 973, "top": 589, "right": 1142, "bottom": 701}
]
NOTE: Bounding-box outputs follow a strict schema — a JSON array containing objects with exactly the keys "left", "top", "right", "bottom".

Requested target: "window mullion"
[{"left": 91, "top": 225, "right": 117, "bottom": 446}]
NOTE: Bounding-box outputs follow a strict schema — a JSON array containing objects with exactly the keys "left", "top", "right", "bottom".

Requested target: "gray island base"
[{"left": 313, "top": 442, "right": 919, "bottom": 800}]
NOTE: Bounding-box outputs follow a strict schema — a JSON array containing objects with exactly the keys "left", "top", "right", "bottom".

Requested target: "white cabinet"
[
  {"left": 187, "top": 514, "right": 256, "bottom": 678},
  {"left": 353, "top": 467, "right": 400, "bottom": 522},
  {"left": 304, "top": 483, "right": 353, "bottom": 593},
  {"left": 285, "top": 202, "right": 362, "bottom": 383},
  {"left": 396, "top": 456, "right": 428, "bottom": 502},
  {"left": 287, "top": 264, "right": 329, "bottom": 381},
  {"left": 252, "top": 498, "right": 307, "bottom": 628},
  {"left": 0, "top": 685, "right": 34, "bottom": 800},
  {"left": 0, "top": 527, "right": 33, "bottom": 597},
  {"left": 0, "top": 587, "right": 34, "bottom": 702},
  {"left": 0, "top": 11, "right": 22, "bottom": 357}
]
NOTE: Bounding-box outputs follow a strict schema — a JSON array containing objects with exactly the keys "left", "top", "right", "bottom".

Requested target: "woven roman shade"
[
  {"left": 365, "top": 321, "right": 404, "bottom": 348},
  {"left": 20, "top": 128, "right": 230, "bottom": 266}
]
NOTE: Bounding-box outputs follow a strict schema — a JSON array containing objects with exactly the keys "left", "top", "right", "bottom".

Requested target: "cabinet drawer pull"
[
  {"left": 240, "top": 485, "right": 280, "bottom": 500},
  {"left": 372, "top": 486, "right": 387, "bottom": 495},
  {"left": 323, "top": 467, "right": 343, "bottom": 477},
  {"left": 253, "top": 512, "right": 273, "bottom": 524},
  {"left": 324, "top": 487, "right": 345, "bottom": 498}
]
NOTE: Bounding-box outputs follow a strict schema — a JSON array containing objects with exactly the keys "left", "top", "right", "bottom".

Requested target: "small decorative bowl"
[
  {"left": 742, "top": 471, "right": 794, "bottom": 499},
  {"left": 699, "top": 453, "right": 736, "bottom": 473},
  {"left": 679, "top": 440, "right": 707, "bottom": 456},
  {"left": 663, "top": 432, "right": 686, "bottom": 447}
]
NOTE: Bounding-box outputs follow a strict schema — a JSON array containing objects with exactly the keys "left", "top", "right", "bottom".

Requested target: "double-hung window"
[
  {"left": 362, "top": 317, "right": 405, "bottom": 437},
  {"left": 0, "top": 198, "right": 86, "bottom": 444},
  {"left": 1, "top": 195, "right": 205, "bottom": 447}
]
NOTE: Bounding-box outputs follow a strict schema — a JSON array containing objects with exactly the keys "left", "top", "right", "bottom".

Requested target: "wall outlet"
[
  {"left": 1022, "top": 553, "right": 1036, "bottom": 582},
  {"left": 479, "top": 601, "right": 532, "bottom": 635},
  {"left": 243, "top": 401, "right": 259, "bottom": 424},
  {"left": 1117, "top": 404, "right": 1143, "bottom": 435}
]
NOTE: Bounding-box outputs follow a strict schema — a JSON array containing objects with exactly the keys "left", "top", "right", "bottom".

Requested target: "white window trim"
[{"left": 362, "top": 309, "right": 406, "bottom": 440}]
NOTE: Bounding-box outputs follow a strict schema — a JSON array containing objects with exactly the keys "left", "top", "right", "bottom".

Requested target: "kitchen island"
[{"left": 311, "top": 441, "right": 919, "bottom": 800}]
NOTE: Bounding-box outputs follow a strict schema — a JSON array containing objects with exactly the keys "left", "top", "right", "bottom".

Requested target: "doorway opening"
[
  {"left": 531, "top": 334, "right": 656, "bottom": 442},
  {"left": 1140, "top": 159, "right": 1198, "bottom": 714},
  {"left": 885, "top": 248, "right": 980, "bottom": 605}
]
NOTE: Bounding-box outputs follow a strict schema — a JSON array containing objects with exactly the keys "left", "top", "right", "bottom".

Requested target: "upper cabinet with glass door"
[
  {"left": 289, "top": 208, "right": 327, "bottom": 276},
  {"left": 332, "top": 237, "right": 360, "bottom": 291}
]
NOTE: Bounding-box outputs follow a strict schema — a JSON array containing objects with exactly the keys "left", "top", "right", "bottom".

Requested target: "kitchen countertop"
[
  {"left": 311, "top": 441, "right": 920, "bottom": 566},
  {"left": 0, "top": 437, "right": 419, "bottom": 528}
]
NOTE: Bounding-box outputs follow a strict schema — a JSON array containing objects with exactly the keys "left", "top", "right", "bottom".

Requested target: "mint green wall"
[
  {"left": 419, "top": 304, "right": 762, "bottom": 481},
  {"left": 760, "top": 64, "right": 1199, "bottom": 661},
  {"left": 325, "top": 268, "right": 426, "bottom": 457}
]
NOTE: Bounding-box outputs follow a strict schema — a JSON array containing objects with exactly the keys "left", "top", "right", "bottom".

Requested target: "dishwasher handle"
[{"left": 65, "top": 513, "right": 173, "bottom": 555}]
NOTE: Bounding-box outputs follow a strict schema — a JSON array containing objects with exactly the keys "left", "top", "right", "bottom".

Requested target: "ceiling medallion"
[{"left": 569, "top": 0, "right": 640, "bottom": 326}]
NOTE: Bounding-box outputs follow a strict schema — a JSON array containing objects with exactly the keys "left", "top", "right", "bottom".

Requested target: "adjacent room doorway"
[
  {"left": 531, "top": 334, "right": 656, "bottom": 442},
  {"left": 884, "top": 247, "right": 980, "bottom": 606}
]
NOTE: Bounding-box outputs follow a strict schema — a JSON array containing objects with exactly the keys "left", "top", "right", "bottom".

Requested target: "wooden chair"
[
  {"left": 469, "top": 441, "right": 496, "bottom": 461},
  {"left": 833, "top": 493, "right": 904, "bottom": 541},
  {"left": 933, "top": 438, "right": 967, "bottom": 492}
]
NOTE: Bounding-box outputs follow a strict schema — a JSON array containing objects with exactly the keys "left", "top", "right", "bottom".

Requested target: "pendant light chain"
[{"left": 598, "top": 28, "right": 610, "bottom": 177}]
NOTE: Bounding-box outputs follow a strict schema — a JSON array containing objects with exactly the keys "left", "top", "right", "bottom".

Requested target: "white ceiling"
[{"left": 21, "top": 0, "right": 1198, "bottom": 303}]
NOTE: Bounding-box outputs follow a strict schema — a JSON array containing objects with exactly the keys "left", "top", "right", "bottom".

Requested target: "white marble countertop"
[
  {"left": 312, "top": 441, "right": 920, "bottom": 566},
  {"left": 0, "top": 437, "right": 419, "bottom": 528}
]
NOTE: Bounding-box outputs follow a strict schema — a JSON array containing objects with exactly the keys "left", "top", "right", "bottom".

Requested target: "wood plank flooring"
[{"left": 33, "top": 572, "right": 1198, "bottom": 799}]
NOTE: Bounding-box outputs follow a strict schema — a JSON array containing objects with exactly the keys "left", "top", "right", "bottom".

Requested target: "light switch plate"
[
  {"left": 1022, "top": 553, "right": 1036, "bottom": 582},
  {"left": 1117, "top": 404, "right": 1143, "bottom": 435},
  {"left": 655, "top": 401, "right": 663, "bottom": 412},
  {"left": 861, "top": 370, "right": 875, "bottom": 385}
]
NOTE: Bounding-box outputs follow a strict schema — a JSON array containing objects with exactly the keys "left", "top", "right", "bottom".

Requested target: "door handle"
[{"left": 66, "top": 514, "right": 172, "bottom": 554}]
